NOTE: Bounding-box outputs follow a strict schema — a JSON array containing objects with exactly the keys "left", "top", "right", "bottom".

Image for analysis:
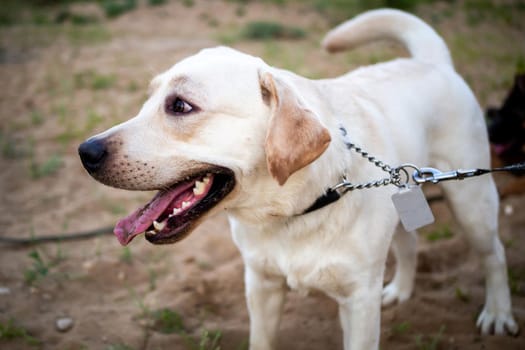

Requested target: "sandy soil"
[{"left": 1, "top": 1, "right": 525, "bottom": 349}]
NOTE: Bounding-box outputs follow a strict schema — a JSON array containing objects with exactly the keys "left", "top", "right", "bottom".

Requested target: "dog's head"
[{"left": 78, "top": 47, "right": 330, "bottom": 245}]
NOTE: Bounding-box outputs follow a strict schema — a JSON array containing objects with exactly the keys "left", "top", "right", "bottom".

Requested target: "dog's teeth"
[
  {"left": 193, "top": 180, "right": 205, "bottom": 195},
  {"left": 153, "top": 220, "right": 166, "bottom": 231},
  {"left": 172, "top": 208, "right": 182, "bottom": 215},
  {"left": 182, "top": 201, "right": 191, "bottom": 209},
  {"left": 147, "top": 230, "right": 157, "bottom": 235},
  {"left": 203, "top": 175, "right": 211, "bottom": 184}
]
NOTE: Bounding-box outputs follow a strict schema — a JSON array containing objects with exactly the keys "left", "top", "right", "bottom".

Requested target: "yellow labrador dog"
[{"left": 79, "top": 9, "right": 518, "bottom": 350}]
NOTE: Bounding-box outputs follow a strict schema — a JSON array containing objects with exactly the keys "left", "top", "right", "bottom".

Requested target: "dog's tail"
[{"left": 322, "top": 9, "right": 453, "bottom": 67}]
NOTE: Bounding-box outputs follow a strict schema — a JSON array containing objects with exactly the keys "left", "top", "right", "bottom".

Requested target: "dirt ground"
[{"left": 1, "top": 1, "right": 525, "bottom": 349}]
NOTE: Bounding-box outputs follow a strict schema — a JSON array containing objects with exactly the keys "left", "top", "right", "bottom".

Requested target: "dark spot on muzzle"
[{"left": 78, "top": 138, "right": 108, "bottom": 174}]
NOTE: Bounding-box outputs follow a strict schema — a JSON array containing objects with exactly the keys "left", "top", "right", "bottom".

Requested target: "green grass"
[
  {"left": 148, "top": 0, "right": 168, "bottom": 6},
  {"left": 391, "top": 321, "right": 411, "bottom": 336},
  {"left": 425, "top": 225, "right": 453, "bottom": 242},
  {"left": 241, "top": 21, "right": 306, "bottom": 40},
  {"left": 30, "top": 153, "right": 63, "bottom": 179},
  {"left": 91, "top": 75, "right": 116, "bottom": 90},
  {"left": 55, "top": 107, "right": 107, "bottom": 146},
  {"left": 0, "top": 132, "right": 28, "bottom": 159},
  {"left": 30, "top": 111, "right": 44, "bottom": 126},
  {"left": 85, "top": 110, "right": 105, "bottom": 130},
  {"left": 120, "top": 247, "right": 133, "bottom": 264},
  {"left": 129, "top": 289, "right": 224, "bottom": 350},
  {"left": 463, "top": 0, "right": 525, "bottom": 28},
  {"left": 67, "top": 25, "right": 112, "bottom": 46},
  {"left": 148, "top": 267, "right": 157, "bottom": 291},
  {"left": 196, "top": 330, "right": 222, "bottom": 350},
  {"left": 0, "top": 319, "right": 40, "bottom": 346},
  {"left": 182, "top": 0, "right": 195, "bottom": 7},
  {"left": 55, "top": 10, "right": 100, "bottom": 25},
  {"left": 74, "top": 70, "right": 116, "bottom": 90},
  {"left": 149, "top": 308, "right": 186, "bottom": 334},
  {"left": 414, "top": 325, "right": 445, "bottom": 350},
  {"left": 455, "top": 286, "right": 470, "bottom": 303},
  {"left": 309, "top": 0, "right": 437, "bottom": 23},
  {"left": 101, "top": 0, "right": 137, "bottom": 18},
  {"left": 24, "top": 247, "right": 65, "bottom": 285}
]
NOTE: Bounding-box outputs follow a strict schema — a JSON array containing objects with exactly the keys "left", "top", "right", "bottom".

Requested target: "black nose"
[{"left": 78, "top": 138, "right": 108, "bottom": 173}]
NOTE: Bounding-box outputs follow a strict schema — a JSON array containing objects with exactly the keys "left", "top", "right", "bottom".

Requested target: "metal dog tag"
[{"left": 391, "top": 185, "right": 434, "bottom": 231}]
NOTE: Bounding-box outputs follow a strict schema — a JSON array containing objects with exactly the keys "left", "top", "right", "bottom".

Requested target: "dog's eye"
[{"left": 166, "top": 97, "right": 193, "bottom": 115}]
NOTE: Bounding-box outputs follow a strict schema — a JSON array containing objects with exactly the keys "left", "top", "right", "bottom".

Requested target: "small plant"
[
  {"left": 67, "top": 25, "right": 112, "bottom": 46},
  {"left": 91, "top": 74, "right": 116, "bottom": 90},
  {"left": 24, "top": 247, "right": 64, "bottom": 285},
  {"left": 0, "top": 319, "right": 40, "bottom": 346},
  {"left": 24, "top": 250, "right": 49, "bottom": 284},
  {"left": 30, "top": 111, "right": 44, "bottom": 126},
  {"left": 148, "top": 0, "right": 168, "bottom": 5},
  {"left": 425, "top": 225, "right": 453, "bottom": 242},
  {"left": 30, "top": 153, "right": 63, "bottom": 179},
  {"left": 134, "top": 301, "right": 223, "bottom": 349},
  {"left": 100, "top": 0, "right": 137, "bottom": 18},
  {"left": 241, "top": 21, "right": 306, "bottom": 40},
  {"left": 148, "top": 268, "right": 157, "bottom": 291},
  {"left": 455, "top": 286, "right": 470, "bottom": 303},
  {"left": 149, "top": 308, "right": 185, "bottom": 334},
  {"left": 74, "top": 70, "right": 116, "bottom": 90},
  {"left": 85, "top": 110, "right": 104, "bottom": 131},
  {"left": 127, "top": 80, "right": 139, "bottom": 92},
  {"left": 55, "top": 10, "right": 99, "bottom": 25},
  {"left": 414, "top": 325, "right": 445, "bottom": 350},
  {"left": 391, "top": 321, "right": 411, "bottom": 336},
  {"left": 120, "top": 247, "right": 133, "bottom": 264},
  {"left": 235, "top": 5, "right": 246, "bottom": 17},
  {"left": 198, "top": 329, "right": 222, "bottom": 350},
  {"left": 0, "top": 133, "right": 27, "bottom": 159}
]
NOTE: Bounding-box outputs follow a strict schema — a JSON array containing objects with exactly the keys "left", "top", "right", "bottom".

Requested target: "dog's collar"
[{"left": 301, "top": 188, "right": 342, "bottom": 214}]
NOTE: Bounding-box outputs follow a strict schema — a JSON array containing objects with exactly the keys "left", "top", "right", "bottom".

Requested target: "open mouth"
[{"left": 113, "top": 167, "right": 235, "bottom": 245}]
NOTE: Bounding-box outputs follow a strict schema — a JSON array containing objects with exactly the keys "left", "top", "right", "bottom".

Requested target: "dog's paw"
[
  {"left": 476, "top": 307, "right": 519, "bottom": 335},
  {"left": 381, "top": 282, "right": 412, "bottom": 306}
]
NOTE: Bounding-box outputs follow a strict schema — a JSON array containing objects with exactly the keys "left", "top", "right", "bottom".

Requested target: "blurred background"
[{"left": 0, "top": 0, "right": 524, "bottom": 349}]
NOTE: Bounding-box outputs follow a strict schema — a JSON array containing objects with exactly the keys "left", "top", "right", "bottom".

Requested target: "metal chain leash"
[
  {"left": 333, "top": 139, "right": 525, "bottom": 195},
  {"left": 301, "top": 125, "right": 525, "bottom": 214},
  {"left": 333, "top": 139, "right": 405, "bottom": 193}
]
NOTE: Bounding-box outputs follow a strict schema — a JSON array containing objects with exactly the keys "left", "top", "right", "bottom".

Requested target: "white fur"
[{"left": 89, "top": 9, "right": 518, "bottom": 350}]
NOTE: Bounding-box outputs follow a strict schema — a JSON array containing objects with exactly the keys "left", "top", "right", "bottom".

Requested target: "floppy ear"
[{"left": 260, "top": 72, "right": 331, "bottom": 186}]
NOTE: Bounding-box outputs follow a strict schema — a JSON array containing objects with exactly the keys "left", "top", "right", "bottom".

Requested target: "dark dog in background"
[{"left": 487, "top": 73, "right": 525, "bottom": 197}]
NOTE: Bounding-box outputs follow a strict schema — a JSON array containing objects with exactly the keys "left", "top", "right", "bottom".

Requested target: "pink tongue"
[
  {"left": 492, "top": 143, "right": 510, "bottom": 156},
  {"left": 113, "top": 181, "right": 194, "bottom": 246}
]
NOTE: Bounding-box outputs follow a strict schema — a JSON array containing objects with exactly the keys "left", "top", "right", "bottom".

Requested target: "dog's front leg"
[
  {"left": 245, "top": 265, "right": 286, "bottom": 350},
  {"left": 338, "top": 278, "right": 383, "bottom": 350}
]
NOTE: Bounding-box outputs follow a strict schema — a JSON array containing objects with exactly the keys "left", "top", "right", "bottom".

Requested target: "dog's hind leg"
[
  {"left": 441, "top": 176, "right": 518, "bottom": 335},
  {"left": 382, "top": 228, "right": 418, "bottom": 305}
]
